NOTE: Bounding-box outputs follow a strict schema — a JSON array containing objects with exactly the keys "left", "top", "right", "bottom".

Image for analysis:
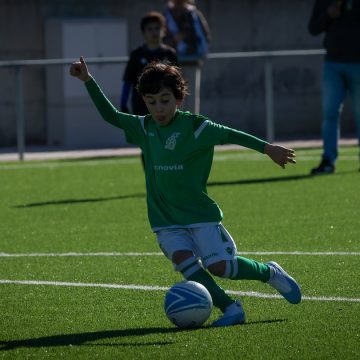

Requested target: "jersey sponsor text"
[{"left": 153, "top": 164, "right": 184, "bottom": 171}]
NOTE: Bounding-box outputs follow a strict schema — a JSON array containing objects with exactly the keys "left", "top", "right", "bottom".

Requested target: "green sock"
[
  {"left": 226, "top": 256, "right": 270, "bottom": 282},
  {"left": 188, "top": 268, "right": 234, "bottom": 312}
]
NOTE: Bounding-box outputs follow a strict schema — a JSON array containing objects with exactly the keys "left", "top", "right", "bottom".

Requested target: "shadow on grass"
[
  {"left": 12, "top": 193, "right": 146, "bottom": 208},
  {"left": 244, "top": 318, "right": 287, "bottom": 326},
  {"left": 12, "top": 169, "right": 358, "bottom": 208},
  {"left": 0, "top": 327, "right": 191, "bottom": 350},
  {"left": 12, "top": 175, "right": 309, "bottom": 208},
  {"left": 0, "top": 319, "right": 286, "bottom": 350},
  {"left": 208, "top": 174, "right": 312, "bottom": 187},
  {"left": 207, "top": 169, "right": 358, "bottom": 187}
]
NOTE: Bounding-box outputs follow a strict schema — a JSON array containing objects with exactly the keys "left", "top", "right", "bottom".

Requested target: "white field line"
[
  {"left": 1, "top": 251, "right": 360, "bottom": 257},
  {"left": 0, "top": 279, "right": 359, "bottom": 303},
  {"left": 0, "top": 153, "right": 358, "bottom": 171},
  {"left": 0, "top": 157, "right": 138, "bottom": 170}
]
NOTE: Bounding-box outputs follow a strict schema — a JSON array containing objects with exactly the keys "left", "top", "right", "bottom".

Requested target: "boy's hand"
[
  {"left": 69, "top": 56, "right": 92, "bottom": 82},
  {"left": 264, "top": 143, "right": 296, "bottom": 169}
]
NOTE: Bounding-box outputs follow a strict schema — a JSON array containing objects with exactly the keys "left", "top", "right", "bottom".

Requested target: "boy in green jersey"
[{"left": 70, "top": 57, "right": 301, "bottom": 327}]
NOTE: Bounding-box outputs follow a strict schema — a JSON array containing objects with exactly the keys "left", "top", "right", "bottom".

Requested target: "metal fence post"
[
  {"left": 264, "top": 56, "right": 275, "bottom": 143},
  {"left": 15, "top": 66, "right": 25, "bottom": 161},
  {"left": 194, "top": 66, "right": 201, "bottom": 114}
]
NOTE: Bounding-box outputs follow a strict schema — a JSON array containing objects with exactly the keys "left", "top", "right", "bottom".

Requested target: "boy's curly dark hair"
[{"left": 136, "top": 61, "right": 189, "bottom": 100}]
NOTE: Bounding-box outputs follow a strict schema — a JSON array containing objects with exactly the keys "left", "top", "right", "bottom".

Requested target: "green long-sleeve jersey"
[{"left": 85, "top": 78, "right": 268, "bottom": 230}]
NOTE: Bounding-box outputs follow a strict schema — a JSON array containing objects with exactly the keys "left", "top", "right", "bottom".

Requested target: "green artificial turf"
[{"left": 0, "top": 146, "right": 359, "bottom": 359}]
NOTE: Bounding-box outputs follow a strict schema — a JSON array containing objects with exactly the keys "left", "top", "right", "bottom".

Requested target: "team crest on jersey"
[{"left": 165, "top": 132, "right": 181, "bottom": 150}]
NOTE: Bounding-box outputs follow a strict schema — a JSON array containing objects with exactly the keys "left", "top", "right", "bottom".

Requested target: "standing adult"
[
  {"left": 309, "top": 0, "right": 360, "bottom": 174},
  {"left": 163, "top": 0, "right": 211, "bottom": 113}
]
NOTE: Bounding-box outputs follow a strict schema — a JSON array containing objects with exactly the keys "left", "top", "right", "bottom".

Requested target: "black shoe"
[{"left": 310, "top": 159, "right": 335, "bottom": 175}]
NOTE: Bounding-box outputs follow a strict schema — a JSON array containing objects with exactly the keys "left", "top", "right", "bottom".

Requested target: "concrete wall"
[{"left": 0, "top": 0, "right": 356, "bottom": 147}]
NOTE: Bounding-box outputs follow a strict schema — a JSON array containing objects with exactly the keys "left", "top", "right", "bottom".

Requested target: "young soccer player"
[{"left": 70, "top": 57, "right": 301, "bottom": 327}]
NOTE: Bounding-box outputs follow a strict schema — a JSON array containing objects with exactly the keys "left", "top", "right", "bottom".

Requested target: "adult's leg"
[
  {"left": 345, "top": 63, "right": 360, "bottom": 160},
  {"left": 322, "top": 61, "right": 347, "bottom": 164}
]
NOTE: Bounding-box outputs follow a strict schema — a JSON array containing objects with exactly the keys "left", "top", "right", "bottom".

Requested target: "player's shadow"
[
  {"left": 12, "top": 193, "right": 146, "bottom": 208},
  {"left": 0, "top": 319, "right": 286, "bottom": 351},
  {"left": 208, "top": 174, "right": 312, "bottom": 187},
  {"left": 0, "top": 327, "right": 191, "bottom": 350}
]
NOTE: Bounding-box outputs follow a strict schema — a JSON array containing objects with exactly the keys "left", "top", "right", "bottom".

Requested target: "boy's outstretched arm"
[
  {"left": 216, "top": 125, "right": 296, "bottom": 169},
  {"left": 264, "top": 143, "right": 296, "bottom": 169},
  {"left": 69, "top": 56, "right": 92, "bottom": 82}
]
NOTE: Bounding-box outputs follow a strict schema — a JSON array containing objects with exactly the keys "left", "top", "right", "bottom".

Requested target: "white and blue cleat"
[
  {"left": 266, "top": 261, "right": 301, "bottom": 304},
  {"left": 212, "top": 262, "right": 300, "bottom": 327},
  {"left": 212, "top": 300, "right": 246, "bottom": 327}
]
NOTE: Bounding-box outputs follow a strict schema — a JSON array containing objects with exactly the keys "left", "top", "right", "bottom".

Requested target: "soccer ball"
[{"left": 164, "top": 281, "right": 213, "bottom": 328}]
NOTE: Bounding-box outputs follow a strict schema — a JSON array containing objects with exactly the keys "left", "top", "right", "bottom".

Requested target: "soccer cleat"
[
  {"left": 310, "top": 158, "right": 335, "bottom": 175},
  {"left": 266, "top": 261, "right": 301, "bottom": 304},
  {"left": 212, "top": 300, "right": 245, "bottom": 327}
]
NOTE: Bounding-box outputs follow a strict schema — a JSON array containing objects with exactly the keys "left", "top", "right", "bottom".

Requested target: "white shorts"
[{"left": 156, "top": 224, "right": 237, "bottom": 268}]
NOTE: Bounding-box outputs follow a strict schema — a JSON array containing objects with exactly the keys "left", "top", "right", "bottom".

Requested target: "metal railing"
[
  {"left": 208, "top": 49, "right": 325, "bottom": 145},
  {"left": 0, "top": 49, "right": 325, "bottom": 160}
]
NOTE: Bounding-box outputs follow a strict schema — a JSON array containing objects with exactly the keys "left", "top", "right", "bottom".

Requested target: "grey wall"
[{"left": 0, "top": 0, "right": 356, "bottom": 147}]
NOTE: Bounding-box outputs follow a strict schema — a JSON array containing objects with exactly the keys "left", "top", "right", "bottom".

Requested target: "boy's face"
[
  {"left": 143, "top": 22, "right": 164, "bottom": 45},
  {"left": 143, "top": 88, "right": 181, "bottom": 126}
]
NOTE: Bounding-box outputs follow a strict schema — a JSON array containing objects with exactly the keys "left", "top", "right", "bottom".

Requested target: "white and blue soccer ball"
[{"left": 164, "top": 281, "right": 213, "bottom": 328}]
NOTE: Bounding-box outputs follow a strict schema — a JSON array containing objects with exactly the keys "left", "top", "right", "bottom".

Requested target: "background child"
[
  {"left": 120, "top": 11, "right": 178, "bottom": 115},
  {"left": 70, "top": 57, "right": 301, "bottom": 327}
]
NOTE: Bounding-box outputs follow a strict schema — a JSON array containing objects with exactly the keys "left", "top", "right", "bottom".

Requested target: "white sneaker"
[
  {"left": 266, "top": 261, "right": 301, "bottom": 304},
  {"left": 212, "top": 300, "right": 246, "bottom": 327}
]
